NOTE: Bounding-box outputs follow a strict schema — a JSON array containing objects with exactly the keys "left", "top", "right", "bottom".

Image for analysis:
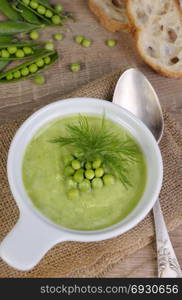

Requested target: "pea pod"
[
  {"left": 0, "top": 60, "right": 9, "bottom": 71},
  {"left": 18, "top": 0, "right": 64, "bottom": 26},
  {"left": 0, "top": 35, "right": 17, "bottom": 43},
  {"left": 0, "top": 0, "right": 22, "bottom": 21},
  {"left": 0, "top": 41, "right": 45, "bottom": 60},
  {"left": 0, "top": 50, "right": 58, "bottom": 83},
  {"left": 13, "top": 3, "right": 42, "bottom": 25},
  {"left": 0, "top": 21, "right": 44, "bottom": 35}
]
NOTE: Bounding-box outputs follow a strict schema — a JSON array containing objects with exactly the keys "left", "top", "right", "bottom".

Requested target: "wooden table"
[{"left": 0, "top": 0, "right": 181, "bottom": 277}]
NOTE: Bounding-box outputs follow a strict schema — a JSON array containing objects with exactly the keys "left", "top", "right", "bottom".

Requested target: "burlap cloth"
[{"left": 0, "top": 69, "right": 182, "bottom": 278}]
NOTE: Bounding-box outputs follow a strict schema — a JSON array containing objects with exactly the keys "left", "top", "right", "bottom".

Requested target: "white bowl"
[{"left": 0, "top": 98, "right": 163, "bottom": 271}]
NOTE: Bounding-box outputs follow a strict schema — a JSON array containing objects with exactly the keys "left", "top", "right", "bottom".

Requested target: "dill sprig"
[{"left": 51, "top": 115, "right": 141, "bottom": 187}]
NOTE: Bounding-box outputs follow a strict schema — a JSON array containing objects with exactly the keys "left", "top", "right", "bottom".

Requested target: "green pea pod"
[
  {"left": 0, "top": 35, "right": 17, "bottom": 43},
  {"left": 0, "top": 60, "right": 9, "bottom": 71},
  {"left": 18, "top": 0, "right": 64, "bottom": 26},
  {"left": 15, "top": 3, "right": 42, "bottom": 25},
  {"left": 0, "top": 0, "right": 22, "bottom": 21},
  {"left": 0, "top": 21, "right": 44, "bottom": 35},
  {"left": 0, "top": 50, "right": 58, "bottom": 83},
  {"left": 0, "top": 41, "right": 45, "bottom": 60}
]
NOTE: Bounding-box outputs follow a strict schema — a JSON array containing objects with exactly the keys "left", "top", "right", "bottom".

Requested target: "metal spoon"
[{"left": 113, "top": 68, "right": 182, "bottom": 278}]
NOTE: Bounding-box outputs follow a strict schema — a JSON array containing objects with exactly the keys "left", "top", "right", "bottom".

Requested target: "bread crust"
[
  {"left": 88, "top": 0, "right": 131, "bottom": 33},
  {"left": 127, "top": 0, "right": 182, "bottom": 78}
]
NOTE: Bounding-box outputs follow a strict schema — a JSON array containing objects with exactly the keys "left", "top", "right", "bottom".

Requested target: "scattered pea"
[
  {"left": 65, "top": 166, "right": 75, "bottom": 176},
  {"left": 29, "top": 31, "right": 39, "bottom": 40},
  {"left": 92, "top": 178, "right": 103, "bottom": 189},
  {"left": 85, "top": 169, "right": 95, "bottom": 180},
  {"left": 6, "top": 73, "right": 13, "bottom": 80},
  {"left": 13, "top": 70, "right": 21, "bottom": 79},
  {"left": 103, "top": 174, "right": 115, "bottom": 185},
  {"left": 75, "top": 35, "right": 84, "bottom": 44},
  {"left": 15, "top": 49, "right": 25, "bottom": 58},
  {"left": 72, "top": 159, "right": 81, "bottom": 170},
  {"left": 29, "top": 63, "right": 38, "bottom": 73},
  {"left": 36, "top": 58, "right": 44, "bottom": 67},
  {"left": 45, "top": 41, "right": 54, "bottom": 51},
  {"left": 52, "top": 15, "right": 61, "bottom": 25},
  {"left": 34, "top": 75, "right": 45, "bottom": 85},
  {"left": 7, "top": 46, "right": 17, "bottom": 54},
  {"left": 21, "top": 67, "right": 29, "bottom": 76},
  {"left": 92, "top": 158, "right": 102, "bottom": 169},
  {"left": 70, "top": 63, "right": 81, "bottom": 72},
  {"left": 73, "top": 170, "right": 84, "bottom": 183},
  {"left": 37, "top": 5, "right": 46, "bottom": 15},
  {"left": 53, "top": 33, "right": 63, "bottom": 41},
  {"left": 1, "top": 49, "right": 10, "bottom": 58},
  {"left": 30, "top": 0, "right": 38, "bottom": 9},
  {"left": 67, "top": 189, "right": 79, "bottom": 200},
  {"left": 44, "top": 56, "right": 51, "bottom": 64},
  {"left": 22, "top": 0, "right": 30, "bottom": 5},
  {"left": 23, "top": 47, "right": 32, "bottom": 55},
  {"left": 95, "top": 167, "right": 104, "bottom": 178},
  {"left": 85, "top": 162, "right": 92, "bottom": 169},
  {"left": 45, "top": 9, "right": 53, "bottom": 18},
  {"left": 106, "top": 39, "right": 117, "bottom": 47},
  {"left": 65, "top": 177, "right": 77, "bottom": 189},
  {"left": 79, "top": 179, "right": 91, "bottom": 192},
  {"left": 82, "top": 39, "right": 92, "bottom": 48},
  {"left": 55, "top": 3, "right": 63, "bottom": 13},
  {"left": 63, "top": 154, "right": 74, "bottom": 166}
]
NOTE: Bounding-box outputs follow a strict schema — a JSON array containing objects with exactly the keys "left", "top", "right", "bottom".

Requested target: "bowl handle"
[{"left": 0, "top": 211, "right": 67, "bottom": 271}]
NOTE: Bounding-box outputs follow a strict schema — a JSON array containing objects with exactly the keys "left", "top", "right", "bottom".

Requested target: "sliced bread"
[
  {"left": 88, "top": 0, "right": 131, "bottom": 32},
  {"left": 127, "top": 0, "right": 182, "bottom": 78}
]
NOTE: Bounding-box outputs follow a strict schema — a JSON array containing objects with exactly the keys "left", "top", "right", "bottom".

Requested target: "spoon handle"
[{"left": 153, "top": 199, "right": 182, "bottom": 278}]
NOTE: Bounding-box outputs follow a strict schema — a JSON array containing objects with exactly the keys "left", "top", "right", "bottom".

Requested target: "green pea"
[
  {"left": 95, "top": 167, "right": 104, "bottom": 178},
  {"left": 63, "top": 154, "right": 74, "bottom": 166},
  {"left": 37, "top": 5, "right": 46, "bottom": 15},
  {"left": 29, "top": 63, "right": 38, "bottom": 73},
  {"left": 65, "top": 177, "right": 77, "bottom": 189},
  {"left": 1, "top": 49, "right": 10, "bottom": 58},
  {"left": 23, "top": 47, "right": 32, "bottom": 55},
  {"left": 45, "top": 9, "right": 53, "bottom": 18},
  {"left": 13, "top": 70, "right": 21, "bottom": 79},
  {"left": 85, "top": 169, "right": 95, "bottom": 180},
  {"left": 36, "top": 58, "right": 44, "bottom": 67},
  {"left": 55, "top": 4, "right": 63, "bottom": 13},
  {"left": 82, "top": 39, "right": 92, "bottom": 48},
  {"left": 52, "top": 15, "right": 61, "bottom": 25},
  {"left": 67, "top": 189, "right": 79, "bottom": 200},
  {"left": 30, "top": 1, "right": 38, "bottom": 9},
  {"left": 79, "top": 179, "right": 91, "bottom": 192},
  {"left": 85, "top": 161, "right": 92, "bottom": 169},
  {"left": 45, "top": 41, "right": 54, "bottom": 51},
  {"left": 103, "top": 174, "right": 115, "bottom": 185},
  {"left": 76, "top": 168, "right": 84, "bottom": 175},
  {"left": 22, "top": 0, "right": 30, "bottom": 5},
  {"left": 73, "top": 170, "right": 84, "bottom": 183},
  {"left": 29, "top": 31, "right": 39, "bottom": 40},
  {"left": 15, "top": 49, "right": 25, "bottom": 58},
  {"left": 6, "top": 73, "right": 13, "bottom": 80},
  {"left": 106, "top": 39, "right": 117, "bottom": 47},
  {"left": 44, "top": 56, "right": 51, "bottom": 64},
  {"left": 75, "top": 35, "right": 84, "bottom": 44},
  {"left": 7, "top": 46, "right": 17, "bottom": 54},
  {"left": 71, "top": 159, "right": 81, "bottom": 170},
  {"left": 92, "top": 178, "right": 103, "bottom": 189},
  {"left": 70, "top": 63, "right": 81, "bottom": 72},
  {"left": 21, "top": 67, "right": 29, "bottom": 76},
  {"left": 92, "top": 158, "right": 102, "bottom": 169},
  {"left": 53, "top": 33, "right": 63, "bottom": 41},
  {"left": 64, "top": 166, "right": 75, "bottom": 176},
  {"left": 34, "top": 75, "right": 45, "bottom": 85}
]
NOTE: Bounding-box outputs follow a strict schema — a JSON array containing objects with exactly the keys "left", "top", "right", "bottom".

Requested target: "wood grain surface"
[{"left": 0, "top": 0, "right": 181, "bottom": 277}]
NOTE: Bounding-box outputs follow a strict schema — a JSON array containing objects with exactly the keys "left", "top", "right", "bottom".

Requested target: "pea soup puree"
[{"left": 22, "top": 115, "right": 147, "bottom": 231}]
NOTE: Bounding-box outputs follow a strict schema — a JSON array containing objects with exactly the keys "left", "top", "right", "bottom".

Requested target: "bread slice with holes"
[
  {"left": 88, "top": 0, "right": 131, "bottom": 32},
  {"left": 127, "top": 0, "right": 182, "bottom": 78}
]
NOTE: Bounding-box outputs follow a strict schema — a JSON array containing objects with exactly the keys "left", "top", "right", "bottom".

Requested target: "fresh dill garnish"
[{"left": 51, "top": 115, "right": 141, "bottom": 187}]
